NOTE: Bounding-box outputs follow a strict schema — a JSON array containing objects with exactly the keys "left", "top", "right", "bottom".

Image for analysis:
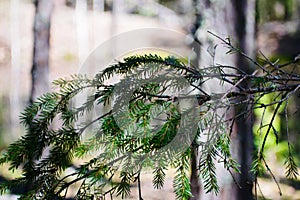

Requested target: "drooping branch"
[{"left": 0, "top": 43, "right": 299, "bottom": 199}]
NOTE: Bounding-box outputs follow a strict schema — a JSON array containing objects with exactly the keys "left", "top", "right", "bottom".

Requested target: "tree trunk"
[
  {"left": 189, "top": 1, "right": 203, "bottom": 199},
  {"left": 9, "top": 0, "right": 22, "bottom": 140},
  {"left": 30, "top": 0, "right": 53, "bottom": 103},
  {"left": 190, "top": 147, "right": 201, "bottom": 200},
  {"left": 75, "top": 0, "right": 89, "bottom": 66},
  {"left": 232, "top": 0, "right": 256, "bottom": 199},
  {"left": 93, "top": 0, "right": 104, "bottom": 12},
  {"left": 190, "top": 0, "right": 256, "bottom": 199}
]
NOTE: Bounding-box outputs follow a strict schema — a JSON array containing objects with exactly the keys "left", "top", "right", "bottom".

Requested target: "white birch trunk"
[
  {"left": 93, "top": 0, "right": 104, "bottom": 12},
  {"left": 30, "top": 0, "right": 53, "bottom": 102},
  {"left": 9, "top": 0, "right": 21, "bottom": 139},
  {"left": 191, "top": 0, "right": 256, "bottom": 199},
  {"left": 76, "top": 0, "right": 89, "bottom": 67}
]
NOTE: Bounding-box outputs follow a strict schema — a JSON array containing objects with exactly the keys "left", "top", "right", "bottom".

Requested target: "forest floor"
[{"left": 0, "top": 0, "right": 300, "bottom": 199}]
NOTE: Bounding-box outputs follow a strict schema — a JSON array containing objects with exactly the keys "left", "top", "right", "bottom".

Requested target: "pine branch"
[{"left": 0, "top": 48, "right": 299, "bottom": 198}]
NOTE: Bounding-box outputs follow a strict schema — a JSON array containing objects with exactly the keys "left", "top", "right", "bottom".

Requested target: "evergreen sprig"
[
  {"left": 173, "top": 150, "right": 193, "bottom": 200},
  {"left": 0, "top": 52, "right": 299, "bottom": 199}
]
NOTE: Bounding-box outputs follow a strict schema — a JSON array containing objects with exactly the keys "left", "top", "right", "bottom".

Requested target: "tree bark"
[
  {"left": 30, "top": 0, "right": 53, "bottom": 103},
  {"left": 190, "top": 147, "right": 201, "bottom": 200},
  {"left": 189, "top": 1, "right": 203, "bottom": 199},
  {"left": 190, "top": 0, "right": 256, "bottom": 199},
  {"left": 232, "top": 0, "right": 256, "bottom": 199},
  {"left": 9, "top": 0, "right": 22, "bottom": 139}
]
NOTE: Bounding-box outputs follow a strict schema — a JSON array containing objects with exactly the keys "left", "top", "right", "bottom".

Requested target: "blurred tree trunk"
[
  {"left": 21, "top": 0, "right": 53, "bottom": 194},
  {"left": 190, "top": 0, "right": 256, "bottom": 199},
  {"left": 189, "top": 0, "right": 202, "bottom": 199},
  {"left": 9, "top": 0, "right": 22, "bottom": 140},
  {"left": 75, "top": 0, "right": 89, "bottom": 66},
  {"left": 233, "top": 0, "right": 256, "bottom": 199},
  {"left": 30, "top": 0, "right": 53, "bottom": 103},
  {"left": 190, "top": 146, "right": 201, "bottom": 200},
  {"left": 93, "top": 0, "right": 104, "bottom": 12}
]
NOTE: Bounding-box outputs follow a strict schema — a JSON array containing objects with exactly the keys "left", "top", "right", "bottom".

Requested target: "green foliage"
[
  {"left": 199, "top": 146, "right": 219, "bottom": 194},
  {"left": 0, "top": 54, "right": 205, "bottom": 199},
  {"left": 285, "top": 152, "right": 299, "bottom": 179},
  {"left": 152, "top": 158, "right": 167, "bottom": 189},
  {"left": 173, "top": 150, "right": 192, "bottom": 200},
  {"left": 251, "top": 153, "right": 266, "bottom": 178},
  {"left": 257, "top": 0, "right": 294, "bottom": 22},
  {"left": 0, "top": 51, "right": 299, "bottom": 199}
]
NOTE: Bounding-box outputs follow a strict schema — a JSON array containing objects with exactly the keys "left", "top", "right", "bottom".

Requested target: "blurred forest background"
[{"left": 0, "top": 0, "right": 299, "bottom": 199}]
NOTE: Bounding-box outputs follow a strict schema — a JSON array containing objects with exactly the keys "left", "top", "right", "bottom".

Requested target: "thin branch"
[
  {"left": 137, "top": 172, "right": 143, "bottom": 200},
  {"left": 78, "top": 110, "right": 112, "bottom": 135},
  {"left": 260, "top": 94, "right": 286, "bottom": 153},
  {"left": 285, "top": 100, "right": 291, "bottom": 150},
  {"left": 208, "top": 31, "right": 267, "bottom": 73},
  {"left": 278, "top": 56, "right": 300, "bottom": 68},
  {"left": 261, "top": 156, "right": 282, "bottom": 196}
]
